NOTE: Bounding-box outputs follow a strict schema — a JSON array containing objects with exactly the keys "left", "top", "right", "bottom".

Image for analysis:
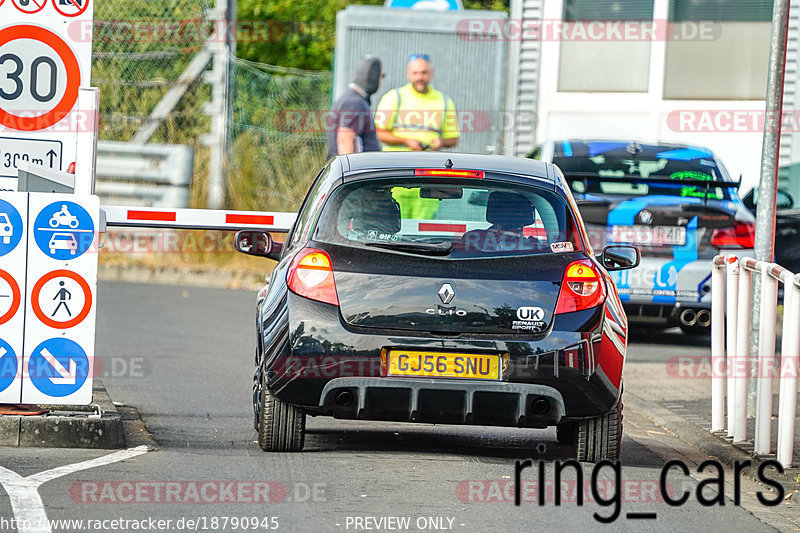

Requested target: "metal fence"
[
  {"left": 227, "top": 59, "right": 332, "bottom": 213},
  {"left": 92, "top": 0, "right": 214, "bottom": 206},
  {"left": 93, "top": 0, "right": 213, "bottom": 144}
]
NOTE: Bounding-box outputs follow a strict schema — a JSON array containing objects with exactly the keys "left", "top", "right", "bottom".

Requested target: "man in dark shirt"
[{"left": 326, "top": 56, "right": 383, "bottom": 158}]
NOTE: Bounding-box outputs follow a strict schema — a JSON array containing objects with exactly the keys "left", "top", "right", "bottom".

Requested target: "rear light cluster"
[
  {"left": 287, "top": 248, "right": 339, "bottom": 306},
  {"left": 555, "top": 260, "right": 607, "bottom": 314},
  {"left": 711, "top": 221, "right": 755, "bottom": 249}
]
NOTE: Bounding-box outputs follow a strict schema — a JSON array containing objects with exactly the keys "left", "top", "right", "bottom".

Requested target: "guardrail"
[
  {"left": 95, "top": 142, "right": 194, "bottom": 208},
  {"left": 711, "top": 254, "right": 800, "bottom": 467}
]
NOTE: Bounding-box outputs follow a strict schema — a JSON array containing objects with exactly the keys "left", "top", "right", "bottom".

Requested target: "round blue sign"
[
  {"left": 0, "top": 338, "right": 17, "bottom": 393},
  {"left": 0, "top": 199, "right": 23, "bottom": 258},
  {"left": 28, "top": 338, "right": 90, "bottom": 397},
  {"left": 33, "top": 201, "right": 95, "bottom": 260}
]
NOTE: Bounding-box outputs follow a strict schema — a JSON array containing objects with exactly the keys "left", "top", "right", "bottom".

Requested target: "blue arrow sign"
[
  {"left": 28, "top": 338, "right": 89, "bottom": 397},
  {"left": 33, "top": 201, "right": 95, "bottom": 260},
  {"left": 0, "top": 339, "right": 17, "bottom": 393},
  {"left": 0, "top": 199, "right": 23, "bottom": 257}
]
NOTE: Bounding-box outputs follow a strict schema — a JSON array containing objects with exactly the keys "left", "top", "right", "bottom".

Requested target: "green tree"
[
  {"left": 236, "top": 0, "right": 508, "bottom": 69},
  {"left": 237, "top": 0, "right": 382, "bottom": 70}
]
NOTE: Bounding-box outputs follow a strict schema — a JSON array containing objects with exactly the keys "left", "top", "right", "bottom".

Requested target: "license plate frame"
[
  {"left": 610, "top": 225, "right": 686, "bottom": 246},
  {"left": 386, "top": 350, "right": 501, "bottom": 380}
]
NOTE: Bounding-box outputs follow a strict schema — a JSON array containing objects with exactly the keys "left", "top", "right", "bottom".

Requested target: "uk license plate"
[
  {"left": 610, "top": 225, "right": 686, "bottom": 246},
  {"left": 386, "top": 350, "right": 501, "bottom": 380}
]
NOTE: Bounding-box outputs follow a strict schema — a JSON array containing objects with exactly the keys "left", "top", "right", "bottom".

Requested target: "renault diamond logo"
[{"left": 438, "top": 283, "right": 455, "bottom": 304}]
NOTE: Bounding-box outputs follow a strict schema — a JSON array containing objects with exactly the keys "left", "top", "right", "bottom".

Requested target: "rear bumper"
[
  {"left": 262, "top": 293, "right": 626, "bottom": 422},
  {"left": 609, "top": 252, "right": 753, "bottom": 310},
  {"left": 317, "top": 377, "right": 565, "bottom": 428}
]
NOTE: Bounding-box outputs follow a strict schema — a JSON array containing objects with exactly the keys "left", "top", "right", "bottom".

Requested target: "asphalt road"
[{"left": 0, "top": 281, "right": 789, "bottom": 532}]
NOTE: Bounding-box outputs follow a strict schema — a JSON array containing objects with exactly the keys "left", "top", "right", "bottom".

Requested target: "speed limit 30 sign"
[
  {"left": 0, "top": 25, "right": 80, "bottom": 131},
  {"left": 0, "top": 0, "right": 93, "bottom": 187}
]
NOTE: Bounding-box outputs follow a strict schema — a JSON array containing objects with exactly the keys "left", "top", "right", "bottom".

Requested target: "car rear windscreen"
[{"left": 312, "top": 177, "right": 583, "bottom": 258}]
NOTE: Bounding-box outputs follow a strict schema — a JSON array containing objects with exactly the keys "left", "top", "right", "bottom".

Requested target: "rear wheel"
[
  {"left": 257, "top": 373, "right": 306, "bottom": 452},
  {"left": 556, "top": 422, "right": 577, "bottom": 445},
  {"left": 575, "top": 400, "right": 622, "bottom": 462}
]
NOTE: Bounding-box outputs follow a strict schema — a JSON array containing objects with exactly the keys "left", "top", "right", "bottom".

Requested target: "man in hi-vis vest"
[{"left": 374, "top": 54, "right": 460, "bottom": 151}]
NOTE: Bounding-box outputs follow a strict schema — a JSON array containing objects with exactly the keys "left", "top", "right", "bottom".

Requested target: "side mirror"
[
  {"left": 601, "top": 245, "right": 640, "bottom": 271},
  {"left": 234, "top": 230, "right": 282, "bottom": 260},
  {"left": 777, "top": 190, "right": 794, "bottom": 210}
]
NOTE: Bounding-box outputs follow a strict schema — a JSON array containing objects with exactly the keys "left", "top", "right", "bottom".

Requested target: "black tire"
[
  {"left": 556, "top": 422, "right": 577, "bottom": 445},
  {"left": 257, "top": 374, "right": 306, "bottom": 452},
  {"left": 575, "top": 401, "right": 622, "bottom": 462}
]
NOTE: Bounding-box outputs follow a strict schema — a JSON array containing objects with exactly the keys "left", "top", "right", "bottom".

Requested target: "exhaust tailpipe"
[
  {"left": 335, "top": 390, "right": 354, "bottom": 407},
  {"left": 696, "top": 309, "right": 711, "bottom": 328},
  {"left": 532, "top": 398, "right": 550, "bottom": 415},
  {"left": 680, "top": 309, "right": 698, "bottom": 327}
]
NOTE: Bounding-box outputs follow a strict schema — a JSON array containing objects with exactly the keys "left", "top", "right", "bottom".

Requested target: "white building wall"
[{"left": 524, "top": 0, "right": 796, "bottom": 193}]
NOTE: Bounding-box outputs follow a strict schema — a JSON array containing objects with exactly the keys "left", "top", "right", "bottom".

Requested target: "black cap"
[{"left": 352, "top": 56, "right": 382, "bottom": 96}]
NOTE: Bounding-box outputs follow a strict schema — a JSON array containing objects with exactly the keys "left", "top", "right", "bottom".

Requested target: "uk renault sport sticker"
[{"left": 512, "top": 306, "right": 546, "bottom": 332}]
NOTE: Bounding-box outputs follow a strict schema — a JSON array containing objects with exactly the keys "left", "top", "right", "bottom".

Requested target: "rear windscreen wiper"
[{"left": 365, "top": 241, "right": 453, "bottom": 256}]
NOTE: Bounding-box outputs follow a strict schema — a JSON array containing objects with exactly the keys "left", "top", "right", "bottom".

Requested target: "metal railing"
[
  {"left": 95, "top": 142, "right": 194, "bottom": 208},
  {"left": 711, "top": 254, "right": 800, "bottom": 467}
]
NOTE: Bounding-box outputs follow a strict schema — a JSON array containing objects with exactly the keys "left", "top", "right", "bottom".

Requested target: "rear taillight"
[
  {"left": 711, "top": 221, "right": 755, "bottom": 248},
  {"left": 287, "top": 248, "right": 339, "bottom": 306},
  {"left": 555, "top": 260, "right": 606, "bottom": 314}
]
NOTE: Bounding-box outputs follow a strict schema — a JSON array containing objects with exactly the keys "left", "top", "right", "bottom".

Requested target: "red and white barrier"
[{"left": 100, "top": 206, "right": 297, "bottom": 232}]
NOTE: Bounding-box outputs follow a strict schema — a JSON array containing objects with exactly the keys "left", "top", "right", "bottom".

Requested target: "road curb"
[
  {"left": 0, "top": 380, "right": 125, "bottom": 449},
  {"left": 625, "top": 391, "right": 800, "bottom": 493}
]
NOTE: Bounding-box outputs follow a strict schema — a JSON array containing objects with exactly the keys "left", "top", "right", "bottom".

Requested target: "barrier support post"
[
  {"left": 734, "top": 265, "right": 752, "bottom": 442},
  {"left": 711, "top": 263, "right": 726, "bottom": 432},
  {"left": 776, "top": 274, "right": 800, "bottom": 467},
  {"left": 755, "top": 263, "right": 779, "bottom": 455},
  {"left": 725, "top": 257, "right": 739, "bottom": 437}
]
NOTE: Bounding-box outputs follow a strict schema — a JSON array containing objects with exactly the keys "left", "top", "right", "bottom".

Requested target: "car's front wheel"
[
  {"left": 574, "top": 400, "right": 622, "bottom": 462},
  {"left": 257, "top": 373, "right": 306, "bottom": 452}
]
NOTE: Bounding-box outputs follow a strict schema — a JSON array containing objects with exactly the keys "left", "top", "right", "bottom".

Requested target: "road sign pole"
[
  {"left": 75, "top": 87, "right": 100, "bottom": 195},
  {"left": 749, "top": 0, "right": 791, "bottom": 416}
]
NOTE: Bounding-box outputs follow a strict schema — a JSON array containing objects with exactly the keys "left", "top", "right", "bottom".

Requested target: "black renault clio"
[{"left": 235, "top": 152, "right": 639, "bottom": 462}]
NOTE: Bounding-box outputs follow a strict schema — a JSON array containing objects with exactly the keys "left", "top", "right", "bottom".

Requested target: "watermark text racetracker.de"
[
  {"left": 457, "top": 19, "right": 721, "bottom": 42},
  {"left": 0, "top": 516, "right": 279, "bottom": 531},
  {"left": 667, "top": 109, "right": 800, "bottom": 133},
  {"left": 272, "top": 109, "right": 536, "bottom": 134},
  {"left": 666, "top": 355, "right": 800, "bottom": 379},
  {"left": 69, "top": 481, "right": 327, "bottom": 504}
]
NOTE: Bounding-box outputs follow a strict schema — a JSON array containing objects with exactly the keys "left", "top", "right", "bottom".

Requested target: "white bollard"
[
  {"left": 734, "top": 265, "right": 752, "bottom": 442},
  {"left": 754, "top": 263, "right": 779, "bottom": 455},
  {"left": 776, "top": 273, "right": 800, "bottom": 467},
  {"left": 725, "top": 257, "right": 739, "bottom": 437},
  {"left": 711, "top": 264, "right": 726, "bottom": 432}
]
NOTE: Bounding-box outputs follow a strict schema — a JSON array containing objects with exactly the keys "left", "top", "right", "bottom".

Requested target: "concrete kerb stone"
[
  {"left": 1, "top": 380, "right": 125, "bottom": 449},
  {"left": 625, "top": 391, "right": 800, "bottom": 494}
]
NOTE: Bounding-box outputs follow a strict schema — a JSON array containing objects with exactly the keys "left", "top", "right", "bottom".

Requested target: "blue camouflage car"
[{"left": 530, "top": 140, "right": 755, "bottom": 334}]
